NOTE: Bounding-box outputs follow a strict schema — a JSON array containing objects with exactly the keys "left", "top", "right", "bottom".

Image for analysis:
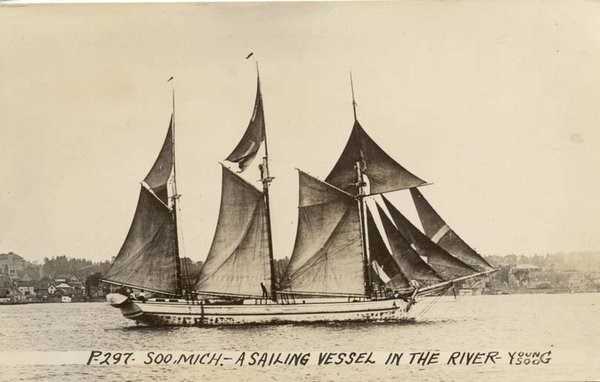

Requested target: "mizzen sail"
[
  {"left": 104, "top": 117, "right": 179, "bottom": 294},
  {"left": 195, "top": 166, "right": 270, "bottom": 298},
  {"left": 326, "top": 121, "right": 426, "bottom": 195},
  {"left": 410, "top": 188, "right": 494, "bottom": 272},
  {"left": 282, "top": 171, "right": 365, "bottom": 296}
]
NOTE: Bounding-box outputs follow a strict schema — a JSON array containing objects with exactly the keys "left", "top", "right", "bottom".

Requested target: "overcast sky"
[{"left": 1, "top": 2, "right": 599, "bottom": 263}]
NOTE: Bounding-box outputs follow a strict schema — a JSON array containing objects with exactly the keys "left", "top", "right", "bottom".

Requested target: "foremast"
[
  {"left": 103, "top": 79, "right": 183, "bottom": 297},
  {"left": 169, "top": 80, "right": 191, "bottom": 299}
]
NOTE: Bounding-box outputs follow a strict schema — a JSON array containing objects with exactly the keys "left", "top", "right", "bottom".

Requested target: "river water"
[{"left": 0, "top": 293, "right": 598, "bottom": 381}]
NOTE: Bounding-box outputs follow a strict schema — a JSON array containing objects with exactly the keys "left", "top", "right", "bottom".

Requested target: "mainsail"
[
  {"left": 225, "top": 77, "right": 265, "bottom": 172},
  {"left": 194, "top": 166, "right": 271, "bottom": 298},
  {"left": 379, "top": 196, "right": 476, "bottom": 279},
  {"left": 325, "top": 121, "right": 427, "bottom": 195},
  {"left": 410, "top": 188, "right": 494, "bottom": 272},
  {"left": 103, "top": 117, "right": 180, "bottom": 294},
  {"left": 282, "top": 171, "right": 365, "bottom": 296}
]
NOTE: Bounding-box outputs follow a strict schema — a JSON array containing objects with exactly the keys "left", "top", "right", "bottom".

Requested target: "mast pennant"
[
  {"left": 225, "top": 77, "right": 265, "bottom": 172},
  {"left": 326, "top": 121, "right": 427, "bottom": 196}
]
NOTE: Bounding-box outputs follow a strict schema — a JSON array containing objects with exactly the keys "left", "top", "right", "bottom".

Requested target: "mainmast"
[
  {"left": 256, "top": 64, "right": 277, "bottom": 301},
  {"left": 350, "top": 72, "right": 373, "bottom": 297},
  {"left": 169, "top": 77, "right": 184, "bottom": 297}
]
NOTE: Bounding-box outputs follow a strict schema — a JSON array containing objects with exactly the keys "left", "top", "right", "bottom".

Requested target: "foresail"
[
  {"left": 325, "top": 121, "right": 426, "bottom": 195},
  {"left": 195, "top": 166, "right": 270, "bottom": 297},
  {"left": 104, "top": 187, "right": 178, "bottom": 294},
  {"left": 282, "top": 171, "right": 365, "bottom": 296},
  {"left": 104, "top": 117, "right": 178, "bottom": 294},
  {"left": 410, "top": 188, "right": 494, "bottom": 272},
  {"left": 374, "top": 203, "right": 443, "bottom": 285},
  {"left": 225, "top": 78, "right": 265, "bottom": 172},
  {"left": 379, "top": 196, "right": 476, "bottom": 280}
]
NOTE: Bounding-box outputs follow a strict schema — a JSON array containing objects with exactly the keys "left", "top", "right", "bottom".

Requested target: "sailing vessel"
[{"left": 104, "top": 71, "right": 495, "bottom": 326}]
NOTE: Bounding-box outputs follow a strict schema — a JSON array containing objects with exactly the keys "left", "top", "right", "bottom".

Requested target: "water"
[{"left": 1, "top": 293, "right": 598, "bottom": 381}]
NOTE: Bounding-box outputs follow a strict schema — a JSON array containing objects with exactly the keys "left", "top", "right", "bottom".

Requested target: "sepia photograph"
[{"left": 0, "top": 1, "right": 599, "bottom": 381}]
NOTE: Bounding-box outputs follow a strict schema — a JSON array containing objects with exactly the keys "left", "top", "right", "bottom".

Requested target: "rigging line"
[
  {"left": 417, "top": 274, "right": 488, "bottom": 319},
  {"left": 416, "top": 285, "right": 450, "bottom": 320},
  {"left": 176, "top": 197, "right": 195, "bottom": 303},
  {"left": 449, "top": 275, "right": 486, "bottom": 304}
]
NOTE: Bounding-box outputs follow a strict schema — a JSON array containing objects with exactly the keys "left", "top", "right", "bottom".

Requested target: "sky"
[{"left": 0, "top": 1, "right": 599, "bottom": 264}]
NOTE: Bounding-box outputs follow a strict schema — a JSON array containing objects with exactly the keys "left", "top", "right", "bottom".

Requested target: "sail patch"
[{"left": 431, "top": 224, "right": 450, "bottom": 244}]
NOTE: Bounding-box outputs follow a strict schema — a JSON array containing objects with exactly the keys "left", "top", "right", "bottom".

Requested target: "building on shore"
[{"left": 0, "top": 252, "right": 25, "bottom": 280}]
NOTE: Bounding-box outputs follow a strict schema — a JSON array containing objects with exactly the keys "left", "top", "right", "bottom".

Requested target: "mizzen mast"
[{"left": 350, "top": 72, "right": 373, "bottom": 297}]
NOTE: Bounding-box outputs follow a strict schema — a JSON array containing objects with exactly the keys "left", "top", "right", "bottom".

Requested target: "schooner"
[{"left": 104, "top": 70, "right": 495, "bottom": 326}]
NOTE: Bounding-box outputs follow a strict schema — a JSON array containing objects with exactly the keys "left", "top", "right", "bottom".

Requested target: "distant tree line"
[
  {"left": 12, "top": 251, "right": 598, "bottom": 290},
  {"left": 486, "top": 251, "right": 600, "bottom": 273},
  {"left": 41, "top": 255, "right": 111, "bottom": 280}
]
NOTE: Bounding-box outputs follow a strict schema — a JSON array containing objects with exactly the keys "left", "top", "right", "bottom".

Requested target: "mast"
[
  {"left": 169, "top": 77, "right": 184, "bottom": 297},
  {"left": 350, "top": 71, "right": 358, "bottom": 122},
  {"left": 256, "top": 63, "right": 277, "bottom": 301},
  {"left": 350, "top": 72, "right": 372, "bottom": 297}
]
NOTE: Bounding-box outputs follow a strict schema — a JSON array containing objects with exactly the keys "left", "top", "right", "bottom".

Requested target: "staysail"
[
  {"left": 194, "top": 166, "right": 271, "bottom": 298},
  {"left": 379, "top": 196, "right": 476, "bottom": 279},
  {"left": 325, "top": 121, "right": 427, "bottom": 195},
  {"left": 366, "top": 208, "right": 410, "bottom": 290},
  {"left": 282, "top": 171, "right": 365, "bottom": 296},
  {"left": 373, "top": 203, "right": 443, "bottom": 285},
  {"left": 103, "top": 117, "right": 180, "bottom": 294},
  {"left": 410, "top": 188, "right": 494, "bottom": 272},
  {"left": 225, "top": 77, "right": 265, "bottom": 172}
]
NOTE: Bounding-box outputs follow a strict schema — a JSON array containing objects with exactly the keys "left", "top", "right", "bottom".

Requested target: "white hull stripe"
[{"left": 125, "top": 307, "right": 397, "bottom": 318}]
